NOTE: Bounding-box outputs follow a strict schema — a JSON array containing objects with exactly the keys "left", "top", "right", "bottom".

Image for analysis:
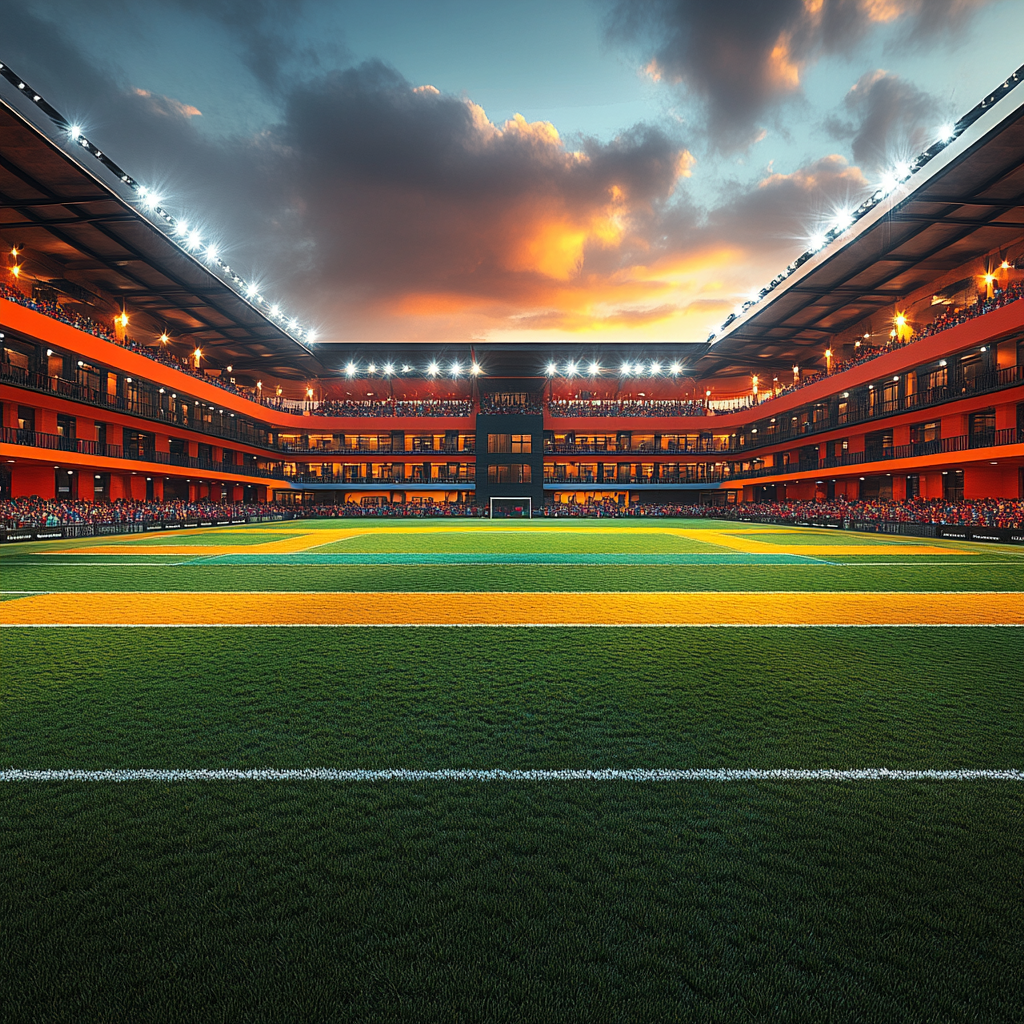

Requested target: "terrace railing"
[{"left": 0, "top": 426, "right": 288, "bottom": 479}]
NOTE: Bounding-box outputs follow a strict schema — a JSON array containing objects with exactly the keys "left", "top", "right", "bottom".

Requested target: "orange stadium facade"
[{"left": 1, "top": 63, "right": 1022, "bottom": 519}]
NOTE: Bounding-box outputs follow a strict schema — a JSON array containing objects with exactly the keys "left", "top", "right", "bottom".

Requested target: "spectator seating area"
[{"left": 4, "top": 496, "right": 1021, "bottom": 530}]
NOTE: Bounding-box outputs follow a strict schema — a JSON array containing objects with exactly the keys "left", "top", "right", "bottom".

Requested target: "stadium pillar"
[
  {"left": 129, "top": 474, "right": 147, "bottom": 501},
  {"left": 78, "top": 472, "right": 95, "bottom": 501},
  {"left": 891, "top": 474, "right": 907, "bottom": 500},
  {"left": 964, "top": 465, "right": 1016, "bottom": 499},
  {"left": 36, "top": 406, "right": 57, "bottom": 435},
  {"left": 12, "top": 463, "right": 55, "bottom": 498},
  {"left": 152, "top": 477, "right": 164, "bottom": 500},
  {"left": 919, "top": 471, "right": 944, "bottom": 499}
]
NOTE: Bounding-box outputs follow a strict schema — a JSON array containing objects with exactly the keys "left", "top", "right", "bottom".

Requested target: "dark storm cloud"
[
  {"left": 824, "top": 70, "right": 941, "bottom": 172},
  {"left": 605, "top": 0, "right": 994, "bottom": 147}
]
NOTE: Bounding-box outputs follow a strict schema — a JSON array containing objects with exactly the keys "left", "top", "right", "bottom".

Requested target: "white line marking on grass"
[
  {"left": 2, "top": 768, "right": 1021, "bottom": 783},
  {"left": 7, "top": 622, "right": 1024, "bottom": 628}
]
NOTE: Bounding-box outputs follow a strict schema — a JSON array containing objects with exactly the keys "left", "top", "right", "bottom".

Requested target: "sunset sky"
[{"left": 5, "top": 0, "right": 1024, "bottom": 348}]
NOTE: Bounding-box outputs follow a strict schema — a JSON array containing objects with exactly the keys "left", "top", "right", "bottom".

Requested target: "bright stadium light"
[
  {"left": 938, "top": 123, "right": 956, "bottom": 143},
  {"left": 895, "top": 160, "right": 912, "bottom": 179},
  {"left": 68, "top": 124, "right": 82, "bottom": 140},
  {"left": 204, "top": 243, "right": 218, "bottom": 262},
  {"left": 402, "top": 364, "right": 412, "bottom": 373},
  {"left": 832, "top": 209, "right": 853, "bottom": 232},
  {"left": 185, "top": 230, "right": 202, "bottom": 250},
  {"left": 588, "top": 361, "right": 601, "bottom": 375},
  {"left": 450, "top": 361, "right": 462, "bottom": 377},
  {"left": 471, "top": 362, "right": 482, "bottom": 376},
  {"left": 633, "top": 361, "right": 644, "bottom": 375},
  {"left": 427, "top": 361, "right": 439, "bottom": 376},
  {"left": 669, "top": 361, "right": 682, "bottom": 374},
  {"left": 649, "top": 361, "right": 661, "bottom": 375},
  {"left": 345, "top": 361, "right": 357, "bottom": 376},
  {"left": 245, "top": 282, "right": 258, "bottom": 297},
  {"left": 367, "top": 362, "right": 377, "bottom": 374},
  {"left": 620, "top": 361, "right": 632, "bottom": 376},
  {"left": 808, "top": 231, "right": 827, "bottom": 252},
  {"left": 383, "top": 362, "right": 394, "bottom": 375},
  {"left": 566, "top": 360, "right": 578, "bottom": 377},
  {"left": 269, "top": 304, "right": 280, "bottom": 318},
  {"left": 547, "top": 361, "right": 559, "bottom": 376}
]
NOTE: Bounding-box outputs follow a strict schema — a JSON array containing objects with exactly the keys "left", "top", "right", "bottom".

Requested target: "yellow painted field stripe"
[
  {"left": 50, "top": 528, "right": 366, "bottom": 556},
  {"left": 2, "top": 592, "right": 1019, "bottom": 626},
  {"left": 663, "top": 529, "right": 964, "bottom": 556}
]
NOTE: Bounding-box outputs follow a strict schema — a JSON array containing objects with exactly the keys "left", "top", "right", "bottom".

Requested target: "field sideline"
[{"left": 2, "top": 517, "right": 1023, "bottom": 1022}]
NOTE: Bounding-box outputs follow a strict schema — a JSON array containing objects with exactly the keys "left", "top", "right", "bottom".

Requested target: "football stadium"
[{"left": 2, "top": 20, "right": 1024, "bottom": 1024}]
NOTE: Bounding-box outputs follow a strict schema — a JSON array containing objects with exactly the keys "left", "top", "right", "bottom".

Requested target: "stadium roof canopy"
[
  {"left": 696, "top": 63, "right": 1024, "bottom": 377},
  {"left": 0, "top": 70, "right": 322, "bottom": 381}
]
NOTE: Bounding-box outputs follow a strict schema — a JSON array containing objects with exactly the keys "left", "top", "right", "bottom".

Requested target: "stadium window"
[
  {"left": 487, "top": 463, "right": 531, "bottom": 484},
  {"left": 487, "top": 433, "right": 511, "bottom": 453},
  {"left": 511, "top": 434, "right": 531, "bottom": 453}
]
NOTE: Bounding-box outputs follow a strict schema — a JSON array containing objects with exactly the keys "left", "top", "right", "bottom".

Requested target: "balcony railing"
[
  {"left": 288, "top": 472, "right": 475, "bottom": 486},
  {"left": 723, "top": 428, "right": 1024, "bottom": 481},
  {"left": 282, "top": 441, "right": 475, "bottom": 455},
  {"left": 0, "top": 426, "right": 287, "bottom": 480}
]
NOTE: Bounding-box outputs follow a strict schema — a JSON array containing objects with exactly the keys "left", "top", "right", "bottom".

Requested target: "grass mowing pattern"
[{"left": 2, "top": 518, "right": 1023, "bottom": 1021}]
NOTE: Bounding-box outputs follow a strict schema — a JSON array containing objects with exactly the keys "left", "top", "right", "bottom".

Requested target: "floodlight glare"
[
  {"left": 938, "top": 123, "right": 956, "bottom": 143},
  {"left": 669, "top": 361, "right": 682, "bottom": 374},
  {"left": 620, "top": 361, "right": 632, "bottom": 375},
  {"left": 547, "top": 361, "right": 559, "bottom": 376},
  {"left": 345, "top": 362, "right": 357, "bottom": 376},
  {"left": 588, "top": 361, "right": 601, "bottom": 375},
  {"left": 427, "top": 361, "right": 439, "bottom": 376},
  {"left": 649, "top": 361, "right": 661, "bottom": 374}
]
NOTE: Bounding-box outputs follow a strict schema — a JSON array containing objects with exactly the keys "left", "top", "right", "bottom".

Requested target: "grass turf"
[{"left": 2, "top": 517, "right": 1022, "bottom": 1022}]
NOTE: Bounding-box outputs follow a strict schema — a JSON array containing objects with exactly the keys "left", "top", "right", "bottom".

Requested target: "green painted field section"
[
  {"left": 2, "top": 517, "right": 1022, "bottom": 1022},
  {"left": 198, "top": 550, "right": 821, "bottom": 564}
]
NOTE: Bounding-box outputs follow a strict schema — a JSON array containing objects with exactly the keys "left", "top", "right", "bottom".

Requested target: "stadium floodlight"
[
  {"left": 620, "top": 360, "right": 632, "bottom": 376},
  {"left": 401, "top": 364, "right": 411, "bottom": 373},
  {"left": 306, "top": 330, "right": 317, "bottom": 343},
  {"left": 546, "top": 361, "right": 559, "bottom": 376},
  {"left": 649, "top": 361, "right": 661, "bottom": 375},
  {"left": 269, "top": 304, "right": 280, "bottom": 317},
  {"left": 669, "top": 361, "right": 682, "bottom": 374},
  {"left": 245, "top": 282, "right": 258, "bottom": 297},
  {"left": 185, "top": 230, "right": 202, "bottom": 250},
  {"left": 345, "top": 361, "right": 357, "bottom": 376},
  {"left": 938, "top": 123, "right": 956, "bottom": 143},
  {"left": 471, "top": 362, "right": 482, "bottom": 375},
  {"left": 367, "top": 362, "right": 377, "bottom": 374},
  {"left": 175, "top": 219, "right": 189, "bottom": 236},
  {"left": 633, "top": 361, "right": 644, "bottom": 375},
  {"left": 427, "top": 361, "right": 439, "bottom": 376},
  {"left": 808, "top": 231, "right": 827, "bottom": 252},
  {"left": 450, "top": 361, "right": 462, "bottom": 377},
  {"left": 68, "top": 124, "right": 82, "bottom": 140},
  {"left": 588, "top": 361, "right": 601, "bottom": 375},
  {"left": 288, "top": 318, "right": 299, "bottom": 331},
  {"left": 831, "top": 209, "right": 853, "bottom": 232},
  {"left": 566, "top": 360, "right": 578, "bottom": 377},
  {"left": 205, "top": 243, "right": 218, "bottom": 262},
  {"left": 383, "top": 362, "right": 394, "bottom": 375},
  {"left": 142, "top": 192, "right": 160, "bottom": 211},
  {"left": 879, "top": 170, "right": 900, "bottom": 195}
]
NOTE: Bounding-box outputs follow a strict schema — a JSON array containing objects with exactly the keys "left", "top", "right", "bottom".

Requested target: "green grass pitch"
[{"left": 1, "top": 518, "right": 1023, "bottom": 1022}]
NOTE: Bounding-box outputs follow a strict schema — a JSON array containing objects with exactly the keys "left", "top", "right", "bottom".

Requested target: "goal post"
[{"left": 489, "top": 497, "right": 532, "bottom": 519}]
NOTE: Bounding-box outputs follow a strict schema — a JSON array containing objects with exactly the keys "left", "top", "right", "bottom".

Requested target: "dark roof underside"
[
  {"left": 0, "top": 95, "right": 323, "bottom": 380},
  {"left": 695, "top": 84, "right": 1024, "bottom": 376}
]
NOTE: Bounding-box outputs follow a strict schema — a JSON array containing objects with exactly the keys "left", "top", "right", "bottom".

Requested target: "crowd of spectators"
[
  {"left": 314, "top": 399, "right": 473, "bottom": 418},
  {"left": 479, "top": 395, "right": 545, "bottom": 415},
  {"left": 0, "top": 497, "right": 279, "bottom": 528},
  {"left": 542, "top": 497, "right": 1024, "bottom": 528},
  {"left": 548, "top": 399, "right": 707, "bottom": 418},
  {"left": 756, "top": 277, "right": 1024, "bottom": 406},
  {"left": 3, "top": 495, "right": 1023, "bottom": 530},
  {"left": 0, "top": 282, "right": 257, "bottom": 403}
]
